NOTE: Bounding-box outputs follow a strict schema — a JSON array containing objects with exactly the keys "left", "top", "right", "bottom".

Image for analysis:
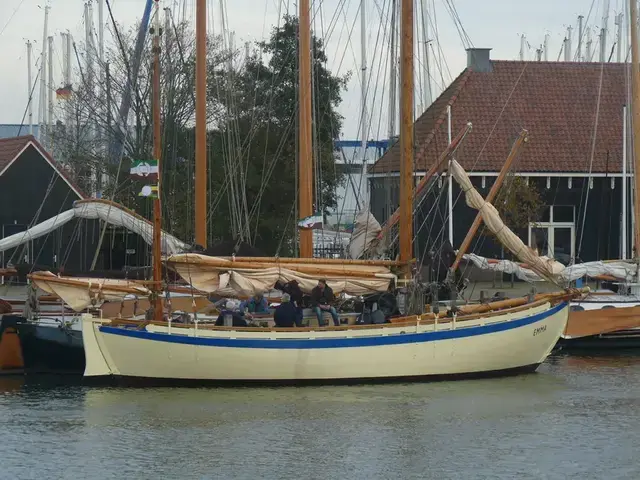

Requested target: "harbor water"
[{"left": 1, "top": 353, "right": 639, "bottom": 479}]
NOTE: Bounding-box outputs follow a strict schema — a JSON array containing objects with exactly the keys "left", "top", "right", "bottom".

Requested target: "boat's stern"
[{"left": 81, "top": 314, "right": 116, "bottom": 377}]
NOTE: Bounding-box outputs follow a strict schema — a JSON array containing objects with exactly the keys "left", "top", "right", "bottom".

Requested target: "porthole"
[{"left": 570, "top": 306, "right": 585, "bottom": 312}]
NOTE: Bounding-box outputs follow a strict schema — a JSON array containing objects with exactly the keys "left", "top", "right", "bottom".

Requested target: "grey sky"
[{"left": 0, "top": 0, "right": 623, "bottom": 139}]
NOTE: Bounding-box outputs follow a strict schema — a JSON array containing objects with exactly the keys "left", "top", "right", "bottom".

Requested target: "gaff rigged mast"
[{"left": 150, "top": 0, "right": 163, "bottom": 322}]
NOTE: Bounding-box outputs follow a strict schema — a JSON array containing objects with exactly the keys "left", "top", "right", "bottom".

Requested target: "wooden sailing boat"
[
  {"left": 557, "top": 0, "right": 640, "bottom": 348},
  {"left": 79, "top": 0, "right": 584, "bottom": 384}
]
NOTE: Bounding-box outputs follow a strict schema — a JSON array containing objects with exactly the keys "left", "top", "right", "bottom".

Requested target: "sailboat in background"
[{"left": 77, "top": 0, "right": 586, "bottom": 385}]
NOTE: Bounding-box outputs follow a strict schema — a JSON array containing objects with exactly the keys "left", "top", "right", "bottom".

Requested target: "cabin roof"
[
  {"left": 371, "top": 61, "right": 628, "bottom": 174},
  {"left": 0, "top": 135, "right": 86, "bottom": 199}
]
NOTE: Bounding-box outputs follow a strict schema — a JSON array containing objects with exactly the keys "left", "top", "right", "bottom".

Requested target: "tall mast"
[
  {"left": 399, "top": 0, "right": 414, "bottom": 265},
  {"left": 27, "top": 41, "right": 33, "bottom": 135},
  {"left": 151, "top": 0, "right": 163, "bottom": 322},
  {"left": 420, "top": 0, "right": 432, "bottom": 107},
  {"left": 38, "top": 6, "right": 49, "bottom": 144},
  {"left": 299, "top": 0, "right": 313, "bottom": 258},
  {"left": 47, "top": 36, "right": 53, "bottom": 147},
  {"left": 629, "top": 0, "right": 640, "bottom": 258},
  {"left": 388, "top": 0, "right": 398, "bottom": 139},
  {"left": 195, "top": 0, "right": 207, "bottom": 247},
  {"left": 623, "top": 105, "right": 628, "bottom": 259}
]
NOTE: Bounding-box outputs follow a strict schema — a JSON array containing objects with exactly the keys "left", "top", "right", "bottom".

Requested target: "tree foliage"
[
  {"left": 494, "top": 176, "right": 544, "bottom": 229},
  {"left": 50, "top": 15, "right": 346, "bottom": 256}
]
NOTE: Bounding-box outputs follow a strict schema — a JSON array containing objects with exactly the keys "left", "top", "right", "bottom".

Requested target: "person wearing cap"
[{"left": 274, "top": 293, "right": 302, "bottom": 328}]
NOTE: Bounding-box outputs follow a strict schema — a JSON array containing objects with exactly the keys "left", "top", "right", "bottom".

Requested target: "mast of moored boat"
[
  {"left": 399, "top": 0, "right": 414, "bottom": 270},
  {"left": 151, "top": 0, "right": 163, "bottom": 322},
  {"left": 195, "top": 0, "right": 207, "bottom": 248},
  {"left": 630, "top": 0, "right": 640, "bottom": 263},
  {"left": 299, "top": 0, "right": 313, "bottom": 258}
]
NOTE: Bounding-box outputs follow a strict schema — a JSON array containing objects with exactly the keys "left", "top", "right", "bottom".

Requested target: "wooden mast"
[
  {"left": 399, "top": 0, "right": 414, "bottom": 267},
  {"left": 449, "top": 130, "right": 528, "bottom": 273},
  {"left": 195, "top": 0, "right": 207, "bottom": 247},
  {"left": 151, "top": 0, "right": 163, "bottom": 322},
  {"left": 299, "top": 0, "right": 313, "bottom": 258},
  {"left": 630, "top": 0, "right": 640, "bottom": 258}
]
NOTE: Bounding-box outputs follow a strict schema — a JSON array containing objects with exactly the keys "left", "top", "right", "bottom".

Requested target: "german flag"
[{"left": 56, "top": 85, "right": 72, "bottom": 100}]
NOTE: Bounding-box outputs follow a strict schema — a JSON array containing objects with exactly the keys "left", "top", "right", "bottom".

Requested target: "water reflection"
[
  {"left": 0, "top": 376, "right": 24, "bottom": 394},
  {"left": 1, "top": 356, "right": 640, "bottom": 478}
]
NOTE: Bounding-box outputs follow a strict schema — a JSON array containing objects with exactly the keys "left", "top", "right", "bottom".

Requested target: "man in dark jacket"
[
  {"left": 311, "top": 279, "right": 340, "bottom": 327},
  {"left": 274, "top": 293, "right": 302, "bottom": 327}
]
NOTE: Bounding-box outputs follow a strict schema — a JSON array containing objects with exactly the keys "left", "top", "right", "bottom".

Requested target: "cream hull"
[{"left": 82, "top": 301, "right": 569, "bottom": 383}]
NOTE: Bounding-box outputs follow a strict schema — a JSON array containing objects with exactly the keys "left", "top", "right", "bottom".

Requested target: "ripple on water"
[{"left": 0, "top": 355, "right": 639, "bottom": 479}]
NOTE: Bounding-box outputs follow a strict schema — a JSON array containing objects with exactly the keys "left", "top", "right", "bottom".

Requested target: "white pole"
[
  {"left": 388, "top": 0, "right": 397, "bottom": 139},
  {"left": 577, "top": 15, "right": 584, "bottom": 60},
  {"left": 616, "top": 12, "right": 624, "bottom": 62},
  {"left": 47, "top": 36, "right": 53, "bottom": 142},
  {"left": 65, "top": 32, "right": 72, "bottom": 133},
  {"left": 27, "top": 41, "right": 33, "bottom": 135},
  {"left": 420, "top": 0, "right": 431, "bottom": 107},
  {"left": 66, "top": 32, "right": 72, "bottom": 85},
  {"left": 565, "top": 26, "right": 572, "bottom": 61},
  {"left": 447, "top": 105, "right": 453, "bottom": 246},
  {"left": 85, "top": 2, "right": 96, "bottom": 195},
  {"left": 38, "top": 6, "right": 49, "bottom": 143},
  {"left": 586, "top": 27, "right": 592, "bottom": 61},
  {"left": 166, "top": 8, "right": 172, "bottom": 59},
  {"left": 623, "top": 105, "right": 628, "bottom": 259},
  {"left": 601, "top": 0, "right": 610, "bottom": 59},
  {"left": 519, "top": 34, "right": 526, "bottom": 60},
  {"left": 361, "top": 0, "right": 368, "bottom": 152},
  {"left": 360, "top": 0, "right": 369, "bottom": 208},
  {"left": 544, "top": 33, "right": 549, "bottom": 61},
  {"left": 98, "top": 0, "right": 105, "bottom": 153}
]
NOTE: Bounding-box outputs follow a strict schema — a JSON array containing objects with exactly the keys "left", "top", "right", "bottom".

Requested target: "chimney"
[{"left": 466, "top": 48, "right": 492, "bottom": 72}]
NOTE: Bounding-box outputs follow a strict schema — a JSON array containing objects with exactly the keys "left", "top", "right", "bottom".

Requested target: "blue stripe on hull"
[{"left": 98, "top": 301, "right": 567, "bottom": 349}]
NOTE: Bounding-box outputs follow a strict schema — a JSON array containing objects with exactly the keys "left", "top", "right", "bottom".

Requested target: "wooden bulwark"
[
  {"left": 565, "top": 306, "right": 640, "bottom": 338},
  {"left": 105, "top": 290, "right": 582, "bottom": 333}
]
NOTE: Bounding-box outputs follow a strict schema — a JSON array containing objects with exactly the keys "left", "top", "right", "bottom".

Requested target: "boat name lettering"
[{"left": 533, "top": 325, "right": 547, "bottom": 336}]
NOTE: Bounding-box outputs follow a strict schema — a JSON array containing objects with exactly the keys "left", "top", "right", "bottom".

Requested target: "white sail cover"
[
  {"left": 464, "top": 254, "right": 638, "bottom": 283},
  {"left": 31, "top": 271, "right": 150, "bottom": 311},
  {"left": 166, "top": 254, "right": 396, "bottom": 297},
  {"left": 450, "top": 160, "right": 564, "bottom": 281},
  {"left": 348, "top": 209, "right": 382, "bottom": 259},
  {"left": 0, "top": 200, "right": 188, "bottom": 255}
]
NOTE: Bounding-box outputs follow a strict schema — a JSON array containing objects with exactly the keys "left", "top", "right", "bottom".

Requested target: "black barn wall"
[
  {"left": 369, "top": 174, "right": 627, "bottom": 264},
  {"left": 0, "top": 145, "right": 149, "bottom": 272}
]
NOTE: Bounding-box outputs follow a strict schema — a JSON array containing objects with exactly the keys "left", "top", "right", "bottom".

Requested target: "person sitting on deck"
[
  {"left": 239, "top": 293, "right": 269, "bottom": 316},
  {"left": 282, "top": 280, "right": 305, "bottom": 307},
  {"left": 311, "top": 279, "right": 340, "bottom": 327},
  {"left": 215, "top": 300, "right": 248, "bottom": 327},
  {"left": 274, "top": 293, "right": 302, "bottom": 328}
]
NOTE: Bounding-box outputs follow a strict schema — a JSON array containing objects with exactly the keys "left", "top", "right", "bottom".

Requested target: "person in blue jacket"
[{"left": 240, "top": 293, "right": 269, "bottom": 316}]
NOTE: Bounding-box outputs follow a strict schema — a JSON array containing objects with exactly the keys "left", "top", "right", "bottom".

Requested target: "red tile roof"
[
  {"left": 371, "top": 61, "right": 628, "bottom": 174},
  {"left": 0, "top": 135, "right": 31, "bottom": 172},
  {"left": 0, "top": 135, "right": 87, "bottom": 198}
]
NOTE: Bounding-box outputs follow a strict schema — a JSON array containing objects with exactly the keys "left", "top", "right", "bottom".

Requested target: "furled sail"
[
  {"left": 0, "top": 199, "right": 188, "bottom": 255},
  {"left": 166, "top": 254, "right": 396, "bottom": 296},
  {"left": 29, "top": 271, "right": 150, "bottom": 311},
  {"left": 464, "top": 254, "right": 638, "bottom": 283},
  {"left": 449, "top": 159, "right": 564, "bottom": 282},
  {"left": 347, "top": 209, "right": 383, "bottom": 259}
]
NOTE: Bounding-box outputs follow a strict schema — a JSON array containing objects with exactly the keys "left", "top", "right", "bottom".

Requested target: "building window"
[{"left": 528, "top": 205, "right": 575, "bottom": 266}]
